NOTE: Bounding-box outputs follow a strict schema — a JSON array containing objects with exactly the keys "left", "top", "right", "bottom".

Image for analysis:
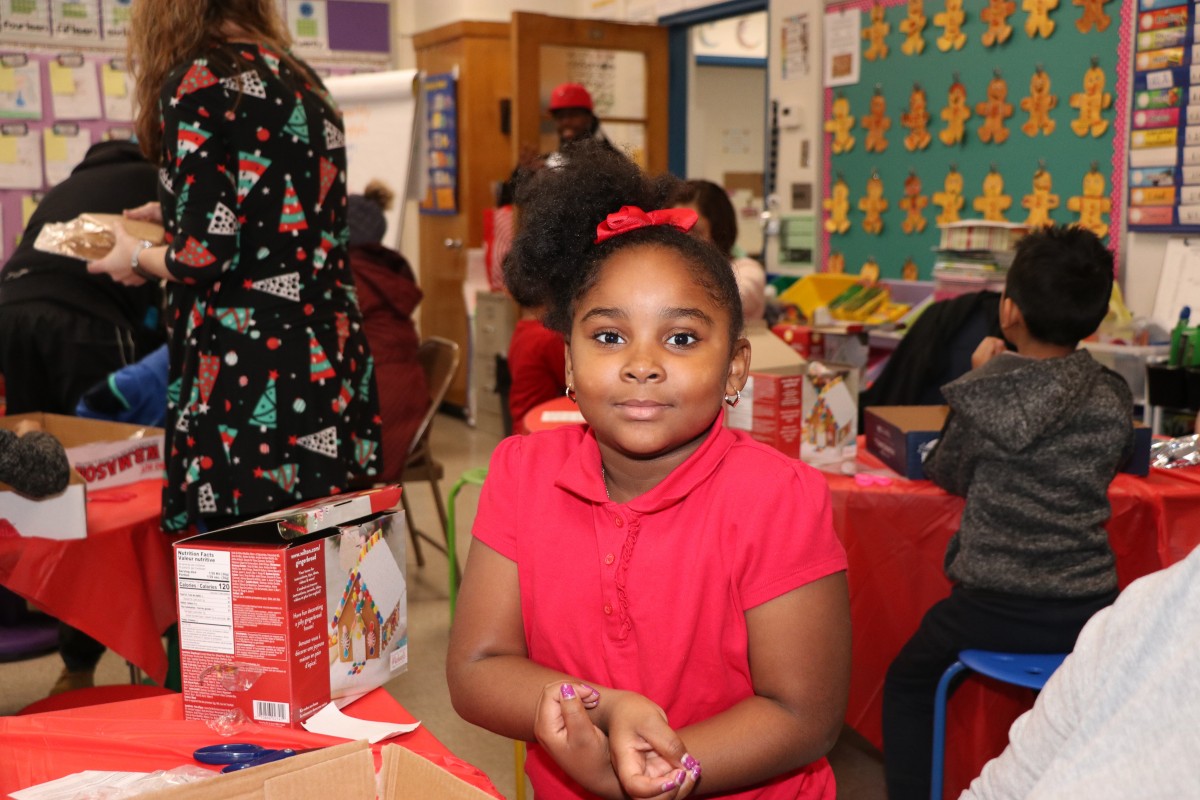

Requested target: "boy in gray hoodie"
[{"left": 881, "top": 225, "right": 1134, "bottom": 800}]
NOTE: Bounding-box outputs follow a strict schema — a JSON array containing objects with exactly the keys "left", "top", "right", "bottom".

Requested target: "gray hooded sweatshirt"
[{"left": 924, "top": 349, "right": 1133, "bottom": 599}]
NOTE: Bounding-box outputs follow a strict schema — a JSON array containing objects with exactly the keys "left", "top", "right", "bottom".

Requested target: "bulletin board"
[{"left": 820, "top": 0, "right": 1132, "bottom": 280}]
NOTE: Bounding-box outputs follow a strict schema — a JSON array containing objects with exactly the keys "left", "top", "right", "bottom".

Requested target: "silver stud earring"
[
  {"left": 724, "top": 389, "right": 741, "bottom": 407},
  {"left": 565, "top": 385, "right": 577, "bottom": 403}
]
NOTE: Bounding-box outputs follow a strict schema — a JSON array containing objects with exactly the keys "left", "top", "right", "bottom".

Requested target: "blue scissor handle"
[
  {"left": 220, "top": 748, "right": 298, "bottom": 773},
  {"left": 193, "top": 743, "right": 271, "bottom": 765}
]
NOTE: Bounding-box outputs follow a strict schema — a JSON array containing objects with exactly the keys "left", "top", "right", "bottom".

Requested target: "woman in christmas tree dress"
[{"left": 88, "top": 0, "right": 381, "bottom": 531}]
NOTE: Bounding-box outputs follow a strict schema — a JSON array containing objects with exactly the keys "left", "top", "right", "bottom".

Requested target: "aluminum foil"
[{"left": 1150, "top": 434, "right": 1200, "bottom": 469}]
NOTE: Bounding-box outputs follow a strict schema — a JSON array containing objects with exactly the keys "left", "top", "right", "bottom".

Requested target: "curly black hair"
[
  {"left": 504, "top": 140, "right": 744, "bottom": 345},
  {"left": 1005, "top": 224, "right": 1113, "bottom": 346}
]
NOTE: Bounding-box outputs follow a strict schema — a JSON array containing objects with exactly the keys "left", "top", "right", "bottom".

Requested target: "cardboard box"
[
  {"left": 175, "top": 486, "right": 408, "bottom": 729},
  {"left": 802, "top": 362, "right": 860, "bottom": 466},
  {"left": 133, "top": 740, "right": 497, "bottom": 800},
  {"left": 865, "top": 405, "right": 1154, "bottom": 479},
  {"left": 864, "top": 405, "right": 949, "bottom": 479},
  {"left": 0, "top": 413, "right": 164, "bottom": 540},
  {"left": 727, "top": 365, "right": 805, "bottom": 458}
]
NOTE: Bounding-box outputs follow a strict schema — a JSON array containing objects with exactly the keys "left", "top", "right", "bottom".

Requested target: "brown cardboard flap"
[
  {"left": 379, "top": 743, "right": 499, "bottom": 800},
  {"left": 0, "top": 412, "right": 162, "bottom": 448},
  {"left": 864, "top": 405, "right": 949, "bottom": 432},
  {"left": 135, "top": 741, "right": 373, "bottom": 800}
]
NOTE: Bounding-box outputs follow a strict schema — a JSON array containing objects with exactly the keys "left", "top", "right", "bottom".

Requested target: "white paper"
[
  {"left": 100, "top": 0, "right": 133, "bottom": 41},
  {"left": 0, "top": 126, "right": 44, "bottom": 189},
  {"left": 49, "top": 60, "right": 103, "bottom": 120},
  {"left": 301, "top": 701, "right": 421, "bottom": 744},
  {"left": 0, "top": 62, "right": 44, "bottom": 120},
  {"left": 100, "top": 60, "right": 133, "bottom": 121},
  {"left": 0, "top": 0, "right": 52, "bottom": 40},
  {"left": 43, "top": 126, "right": 93, "bottom": 186},
  {"left": 10, "top": 769, "right": 149, "bottom": 800},
  {"left": 1152, "top": 238, "right": 1200, "bottom": 334},
  {"left": 823, "top": 9, "right": 861, "bottom": 88},
  {"left": 286, "top": 0, "right": 329, "bottom": 53},
  {"left": 781, "top": 14, "right": 811, "bottom": 81},
  {"left": 51, "top": 0, "right": 102, "bottom": 42}
]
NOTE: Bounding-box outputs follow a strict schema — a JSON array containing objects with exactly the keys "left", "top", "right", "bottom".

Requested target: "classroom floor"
[{"left": 0, "top": 413, "right": 885, "bottom": 799}]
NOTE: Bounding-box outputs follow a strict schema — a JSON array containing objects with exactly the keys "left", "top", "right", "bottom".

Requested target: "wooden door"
[
  {"left": 512, "top": 12, "right": 669, "bottom": 175},
  {"left": 413, "top": 22, "right": 512, "bottom": 409}
]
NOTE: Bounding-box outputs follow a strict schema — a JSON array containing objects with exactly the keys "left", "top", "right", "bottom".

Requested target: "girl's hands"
[
  {"left": 86, "top": 220, "right": 143, "bottom": 286},
  {"left": 533, "top": 682, "right": 610, "bottom": 795},
  {"left": 606, "top": 693, "right": 701, "bottom": 799},
  {"left": 124, "top": 201, "right": 163, "bottom": 224}
]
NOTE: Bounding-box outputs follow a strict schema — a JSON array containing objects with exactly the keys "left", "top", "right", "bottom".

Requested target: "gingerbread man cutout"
[
  {"left": 935, "top": 0, "right": 967, "bottom": 52},
  {"left": 862, "top": 90, "right": 891, "bottom": 153},
  {"left": 1070, "top": 61, "right": 1112, "bottom": 137},
  {"left": 1023, "top": 0, "right": 1058, "bottom": 39},
  {"left": 939, "top": 77, "right": 971, "bottom": 146},
  {"left": 859, "top": 172, "right": 888, "bottom": 235},
  {"left": 900, "top": 172, "right": 929, "bottom": 233},
  {"left": 1074, "top": 0, "right": 1111, "bottom": 33},
  {"left": 1022, "top": 166, "right": 1060, "bottom": 227},
  {"left": 824, "top": 177, "right": 852, "bottom": 234},
  {"left": 863, "top": 5, "right": 890, "bottom": 61},
  {"left": 933, "top": 166, "right": 965, "bottom": 224},
  {"left": 1067, "top": 167, "right": 1110, "bottom": 238},
  {"left": 899, "top": 0, "right": 927, "bottom": 55},
  {"left": 1020, "top": 66, "right": 1057, "bottom": 136},
  {"left": 902, "top": 258, "right": 920, "bottom": 281},
  {"left": 973, "top": 168, "right": 1012, "bottom": 222},
  {"left": 827, "top": 251, "right": 846, "bottom": 274},
  {"left": 902, "top": 84, "right": 932, "bottom": 151},
  {"left": 825, "top": 93, "right": 856, "bottom": 154},
  {"left": 860, "top": 259, "right": 882, "bottom": 284},
  {"left": 981, "top": 0, "right": 1015, "bottom": 46},
  {"left": 976, "top": 71, "right": 1014, "bottom": 144}
]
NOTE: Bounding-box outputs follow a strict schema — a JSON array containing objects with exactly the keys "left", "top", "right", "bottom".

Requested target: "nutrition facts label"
[{"left": 176, "top": 547, "right": 234, "bottom": 655}]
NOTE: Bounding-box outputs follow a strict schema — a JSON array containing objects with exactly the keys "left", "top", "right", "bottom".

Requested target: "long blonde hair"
[{"left": 128, "top": 0, "right": 303, "bottom": 162}]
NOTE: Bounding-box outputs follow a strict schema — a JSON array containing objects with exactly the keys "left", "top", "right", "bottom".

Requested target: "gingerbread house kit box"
[{"left": 174, "top": 486, "right": 407, "bottom": 729}]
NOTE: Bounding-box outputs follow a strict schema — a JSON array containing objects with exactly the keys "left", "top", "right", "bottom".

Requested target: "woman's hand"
[
  {"left": 606, "top": 693, "right": 700, "bottom": 799},
  {"left": 970, "top": 336, "right": 1009, "bottom": 370},
  {"left": 86, "top": 221, "right": 143, "bottom": 286},
  {"left": 124, "top": 201, "right": 163, "bottom": 224}
]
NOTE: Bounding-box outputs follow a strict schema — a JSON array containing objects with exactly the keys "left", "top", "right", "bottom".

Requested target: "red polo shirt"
[{"left": 473, "top": 413, "right": 847, "bottom": 799}]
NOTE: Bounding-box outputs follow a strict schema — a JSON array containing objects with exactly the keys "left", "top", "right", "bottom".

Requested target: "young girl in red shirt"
[{"left": 448, "top": 142, "right": 850, "bottom": 799}]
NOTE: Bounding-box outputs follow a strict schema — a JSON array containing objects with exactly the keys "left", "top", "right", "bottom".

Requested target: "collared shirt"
[{"left": 474, "top": 412, "right": 847, "bottom": 798}]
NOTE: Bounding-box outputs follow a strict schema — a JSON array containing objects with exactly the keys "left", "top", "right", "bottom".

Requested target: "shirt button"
[
  {"left": 603, "top": 604, "right": 613, "bottom": 615},
  {"left": 614, "top": 516, "right": 623, "bottom": 527},
  {"left": 604, "top": 553, "right": 615, "bottom": 565}
]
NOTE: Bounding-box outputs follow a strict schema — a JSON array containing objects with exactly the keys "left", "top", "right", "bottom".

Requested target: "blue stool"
[{"left": 931, "top": 650, "right": 1068, "bottom": 800}]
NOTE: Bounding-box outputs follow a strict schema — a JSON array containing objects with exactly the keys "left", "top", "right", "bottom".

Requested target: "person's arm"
[{"left": 0, "top": 423, "right": 72, "bottom": 497}]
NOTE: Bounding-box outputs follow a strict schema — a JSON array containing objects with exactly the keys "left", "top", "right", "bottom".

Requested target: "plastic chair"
[
  {"left": 931, "top": 649, "right": 1068, "bottom": 800},
  {"left": 444, "top": 466, "right": 526, "bottom": 800},
  {"left": 400, "top": 336, "right": 460, "bottom": 569}
]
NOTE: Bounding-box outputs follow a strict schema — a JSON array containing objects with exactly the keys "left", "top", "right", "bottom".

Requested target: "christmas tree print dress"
[{"left": 157, "top": 42, "right": 381, "bottom": 532}]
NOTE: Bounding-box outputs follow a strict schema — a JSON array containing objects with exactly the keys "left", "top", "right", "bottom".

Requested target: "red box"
[
  {"left": 727, "top": 367, "right": 805, "bottom": 458},
  {"left": 175, "top": 486, "right": 407, "bottom": 728},
  {"left": 771, "top": 324, "right": 822, "bottom": 359}
]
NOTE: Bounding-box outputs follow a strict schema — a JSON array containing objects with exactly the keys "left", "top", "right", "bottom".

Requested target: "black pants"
[
  {"left": 0, "top": 300, "right": 135, "bottom": 415},
  {"left": 881, "top": 584, "right": 1116, "bottom": 800}
]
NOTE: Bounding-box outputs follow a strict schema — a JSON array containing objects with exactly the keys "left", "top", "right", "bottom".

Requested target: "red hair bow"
[{"left": 594, "top": 205, "right": 698, "bottom": 244}]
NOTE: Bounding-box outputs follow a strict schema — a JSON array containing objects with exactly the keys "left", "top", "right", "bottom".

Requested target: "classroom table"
[
  {"left": 826, "top": 443, "right": 1200, "bottom": 798},
  {"left": 0, "top": 478, "right": 177, "bottom": 685},
  {"left": 0, "top": 685, "right": 504, "bottom": 798},
  {"left": 521, "top": 395, "right": 585, "bottom": 434}
]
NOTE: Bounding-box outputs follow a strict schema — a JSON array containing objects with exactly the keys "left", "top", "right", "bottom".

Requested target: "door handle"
[{"left": 443, "top": 238, "right": 463, "bottom": 250}]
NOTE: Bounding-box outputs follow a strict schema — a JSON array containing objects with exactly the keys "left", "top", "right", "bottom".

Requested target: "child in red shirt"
[
  {"left": 448, "top": 142, "right": 850, "bottom": 799},
  {"left": 506, "top": 306, "right": 566, "bottom": 427}
]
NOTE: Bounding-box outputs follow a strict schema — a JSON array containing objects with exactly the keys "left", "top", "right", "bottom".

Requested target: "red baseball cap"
[{"left": 548, "top": 83, "right": 593, "bottom": 112}]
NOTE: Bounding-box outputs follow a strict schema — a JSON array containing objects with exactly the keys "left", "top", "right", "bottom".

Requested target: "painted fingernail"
[
  {"left": 682, "top": 753, "right": 701, "bottom": 775},
  {"left": 560, "top": 683, "right": 576, "bottom": 700},
  {"left": 660, "top": 770, "right": 685, "bottom": 791},
  {"left": 581, "top": 684, "right": 600, "bottom": 699}
]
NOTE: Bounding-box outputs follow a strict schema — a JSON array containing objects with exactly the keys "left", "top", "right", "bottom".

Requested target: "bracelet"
[{"left": 130, "top": 239, "right": 157, "bottom": 282}]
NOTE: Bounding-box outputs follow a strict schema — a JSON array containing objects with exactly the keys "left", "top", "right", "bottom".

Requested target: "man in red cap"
[{"left": 499, "top": 81, "right": 621, "bottom": 204}]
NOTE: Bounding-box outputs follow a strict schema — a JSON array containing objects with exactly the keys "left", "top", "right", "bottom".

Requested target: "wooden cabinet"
[{"left": 413, "top": 22, "right": 513, "bottom": 409}]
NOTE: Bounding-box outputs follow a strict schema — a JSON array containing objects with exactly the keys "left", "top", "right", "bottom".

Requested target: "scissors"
[{"left": 193, "top": 743, "right": 300, "bottom": 773}]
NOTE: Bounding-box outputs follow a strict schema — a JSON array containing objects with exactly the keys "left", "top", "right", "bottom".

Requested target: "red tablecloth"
[
  {"left": 0, "top": 686, "right": 503, "bottom": 798},
  {"left": 0, "top": 479, "right": 177, "bottom": 684},
  {"left": 827, "top": 444, "right": 1200, "bottom": 798}
]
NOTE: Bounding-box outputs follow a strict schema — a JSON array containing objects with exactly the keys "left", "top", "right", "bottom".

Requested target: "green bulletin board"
[{"left": 821, "top": 0, "right": 1131, "bottom": 280}]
